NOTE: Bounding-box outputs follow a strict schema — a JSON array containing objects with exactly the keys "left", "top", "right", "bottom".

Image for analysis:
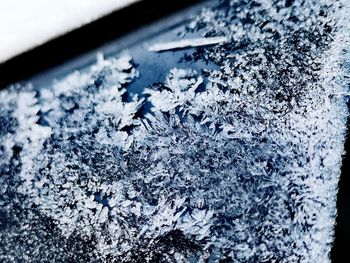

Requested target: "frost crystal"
[
  {"left": 148, "top": 36, "right": 229, "bottom": 52},
  {"left": 1, "top": 0, "right": 350, "bottom": 262}
]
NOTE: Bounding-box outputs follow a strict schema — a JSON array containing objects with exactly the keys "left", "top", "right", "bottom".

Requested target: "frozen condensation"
[
  {"left": 0, "top": 0, "right": 349, "bottom": 262},
  {"left": 148, "top": 36, "right": 229, "bottom": 52}
]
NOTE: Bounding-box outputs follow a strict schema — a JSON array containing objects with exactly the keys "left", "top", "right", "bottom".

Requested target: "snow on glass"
[{"left": 0, "top": 0, "right": 350, "bottom": 262}]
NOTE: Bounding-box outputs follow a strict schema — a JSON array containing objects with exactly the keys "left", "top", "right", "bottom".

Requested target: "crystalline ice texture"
[{"left": 0, "top": 0, "right": 349, "bottom": 262}]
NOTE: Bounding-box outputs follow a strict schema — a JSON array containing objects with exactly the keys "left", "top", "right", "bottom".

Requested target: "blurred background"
[{"left": 0, "top": 0, "right": 140, "bottom": 63}]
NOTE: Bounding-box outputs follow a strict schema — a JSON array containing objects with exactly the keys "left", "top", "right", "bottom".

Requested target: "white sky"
[{"left": 0, "top": 0, "right": 139, "bottom": 63}]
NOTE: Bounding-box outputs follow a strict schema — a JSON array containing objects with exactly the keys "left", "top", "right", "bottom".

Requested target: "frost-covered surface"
[{"left": 0, "top": 0, "right": 350, "bottom": 262}]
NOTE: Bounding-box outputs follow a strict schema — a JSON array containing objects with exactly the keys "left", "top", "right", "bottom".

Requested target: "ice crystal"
[
  {"left": 144, "top": 68, "right": 203, "bottom": 113},
  {"left": 0, "top": 0, "right": 350, "bottom": 262},
  {"left": 148, "top": 36, "right": 229, "bottom": 52}
]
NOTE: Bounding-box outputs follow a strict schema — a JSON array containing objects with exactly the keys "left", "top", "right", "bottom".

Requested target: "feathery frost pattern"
[{"left": 0, "top": 0, "right": 349, "bottom": 262}]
